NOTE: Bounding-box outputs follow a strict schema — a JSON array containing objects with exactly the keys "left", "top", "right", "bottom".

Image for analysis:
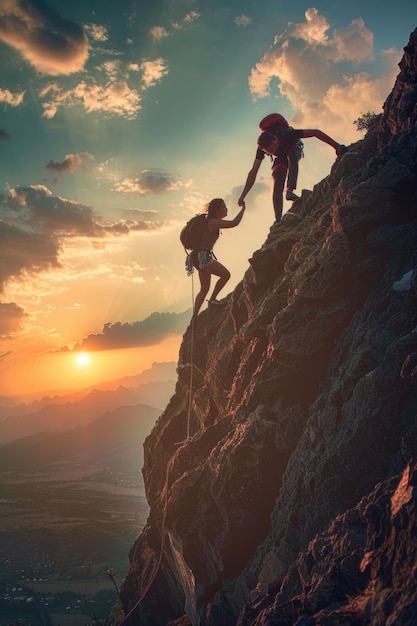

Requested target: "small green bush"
[{"left": 353, "top": 111, "right": 379, "bottom": 134}]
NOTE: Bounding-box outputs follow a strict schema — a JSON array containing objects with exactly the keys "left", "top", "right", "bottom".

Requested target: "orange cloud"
[
  {"left": 40, "top": 79, "right": 141, "bottom": 119},
  {"left": 140, "top": 58, "right": 169, "bottom": 89},
  {"left": 0, "top": 87, "right": 25, "bottom": 106},
  {"left": 0, "top": 302, "right": 26, "bottom": 337},
  {"left": 150, "top": 26, "right": 169, "bottom": 42},
  {"left": 114, "top": 169, "right": 191, "bottom": 195},
  {"left": 0, "top": 0, "right": 88, "bottom": 75},
  {"left": 46, "top": 152, "right": 95, "bottom": 175}
]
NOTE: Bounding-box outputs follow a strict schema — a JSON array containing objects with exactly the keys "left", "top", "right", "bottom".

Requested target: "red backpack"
[
  {"left": 259, "top": 113, "right": 289, "bottom": 133},
  {"left": 259, "top": 113, "right": 304, "bottom": 156}
]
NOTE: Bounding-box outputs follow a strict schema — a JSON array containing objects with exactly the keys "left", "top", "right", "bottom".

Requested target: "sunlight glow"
[
  {"left": 1, "top": 336, "right": 182, "bottom": 398},
  {"left": 76, "top": 352, "right": 90, "bottom": 367}
]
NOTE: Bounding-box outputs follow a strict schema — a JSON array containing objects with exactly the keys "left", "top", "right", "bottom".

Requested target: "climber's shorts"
[
  {"left": 271, "top": 143, "right": 303, "bottom": 175},
  {"left": 191, "top": 250, "right": 215, "bottom": 270}
]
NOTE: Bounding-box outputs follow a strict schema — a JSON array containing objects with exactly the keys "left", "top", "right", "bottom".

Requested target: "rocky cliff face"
[{"left": 121, "top": 28, "right": 417, "bottom": 626}]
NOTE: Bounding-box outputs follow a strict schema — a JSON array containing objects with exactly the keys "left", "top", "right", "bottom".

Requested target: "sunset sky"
[{"left": 0, "top": 0, "right": 415, "bottom": 398}]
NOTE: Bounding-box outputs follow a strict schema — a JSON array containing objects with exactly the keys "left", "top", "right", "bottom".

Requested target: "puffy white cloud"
[
  {"left": 140, "top": 57, "right": 169, "bottom": 89},
  {"left": 150, "top": 26, "right": 169, "bottom": 42},
  {"left": 331, "top": 18, "right": 374, "bottom": 63},
  {"left": 234, "top": 15, "right": 252, "bottom": 27},
  {"left": 289, "top": 7, "right": 330, "bottom": 45},
  {"left": 0, "top": 87, "right": 25, "bottom": 106},
  {"left": 321, "top": 71, "right": 396, "bottom": 126},
  {"left": 39, "top": 78, "right": 141, "bottom": 119},
  {"left": 0, "top": 0, "right": 88, "bottom": 75},
  {"left": 85, "top": 23, "right": 109, "bottom": 42},
  {"left": 37, "top": 53, "right": 169, "bottom": 118},
  {"left": 73, "top": 78, "right": 141, "bottom": 117}
]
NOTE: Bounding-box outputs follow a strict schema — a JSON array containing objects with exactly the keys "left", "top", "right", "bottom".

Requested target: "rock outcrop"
[{"left": 121, "top": 27, "right": 417, "bottom": 626}]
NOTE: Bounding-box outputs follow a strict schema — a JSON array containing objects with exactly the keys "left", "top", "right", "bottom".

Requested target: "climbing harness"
[{"left": 185, "top": 252, "right": 194, "bottom": 276}]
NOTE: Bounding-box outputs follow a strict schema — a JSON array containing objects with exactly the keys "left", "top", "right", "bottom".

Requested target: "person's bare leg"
[
  {"left": 193, "top": 270, "right": 211, "bottom": 317},
  {"left": 207, "top": 261, "right": 231, "bottom": 302}
]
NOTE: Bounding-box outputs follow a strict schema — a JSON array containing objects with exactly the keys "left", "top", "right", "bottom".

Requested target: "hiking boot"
[{"left": 285, "top": 190, "right": 299, "bottom": 201}]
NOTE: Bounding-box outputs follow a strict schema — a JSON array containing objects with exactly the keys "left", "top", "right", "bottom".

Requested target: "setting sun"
[{"left": 76, "top": 352, "right": 90, "bottom": 367}]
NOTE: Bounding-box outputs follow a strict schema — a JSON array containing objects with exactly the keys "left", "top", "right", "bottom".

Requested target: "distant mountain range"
[
  {"left": 0, "top": 360, "right": 177, "bottom": 413},
  {"left": 0, "top": 402, "right": 162, "bottom": 471},
  {"left": 0, "top": 361, "right": 177, "bottom": 444}
]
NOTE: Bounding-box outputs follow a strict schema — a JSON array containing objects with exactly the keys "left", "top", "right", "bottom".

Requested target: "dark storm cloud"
[
  {"left": 0, "top": 0, "right": 89, "bottom": 75},
  {"left": 69, "top": 310, "right": 191, "bottom": 351}
]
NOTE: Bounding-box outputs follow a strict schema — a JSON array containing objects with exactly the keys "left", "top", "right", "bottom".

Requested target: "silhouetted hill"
[
  {"left": 0, "top": 378, "right": 175, "bottom": 444},
  {"left": 0, "top": 403, "right": 161, "bottom": 471},
  {"left": 121, "top": 28, "right": 417, "bottom": 626},
  {"left": 0, "top": 360, "right": 176, "bottom": 421},
  {"left": 93, "top": 360, "right": 177, "bottom": 390}
]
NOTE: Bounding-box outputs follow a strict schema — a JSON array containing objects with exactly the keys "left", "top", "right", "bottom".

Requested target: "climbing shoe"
[
  {"left": 285, "top": 190, "right": 299, "bottom": 201},
  {"left": 207, "top": 298, "right": 227, "bottom": 308},
  {"left": 336, "top": 144, "right": 348, "bottom": 157}
]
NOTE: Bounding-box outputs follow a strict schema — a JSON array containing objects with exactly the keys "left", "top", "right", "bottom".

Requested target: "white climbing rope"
[
  {"left": 117, "top": 460, "right": 170, "bottom": 625},
  {"left": 117, "top": 269, "right": 197, "bottom": 624},
  {"left": 186, "top": 271, "right": 196, "bottom": 441}
]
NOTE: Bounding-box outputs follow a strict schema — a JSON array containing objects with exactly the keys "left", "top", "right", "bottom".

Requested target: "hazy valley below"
[{"left": 0, "top": 362, "right": 176, "bottom": 626}]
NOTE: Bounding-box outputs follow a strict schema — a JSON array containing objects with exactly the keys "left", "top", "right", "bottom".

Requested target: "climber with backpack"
[
  {"left": 238, "top": 113, "right": 347, "bottom": 222},
  {"left": 181, "top": 198, "right": 246, "bottom": 317}
]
